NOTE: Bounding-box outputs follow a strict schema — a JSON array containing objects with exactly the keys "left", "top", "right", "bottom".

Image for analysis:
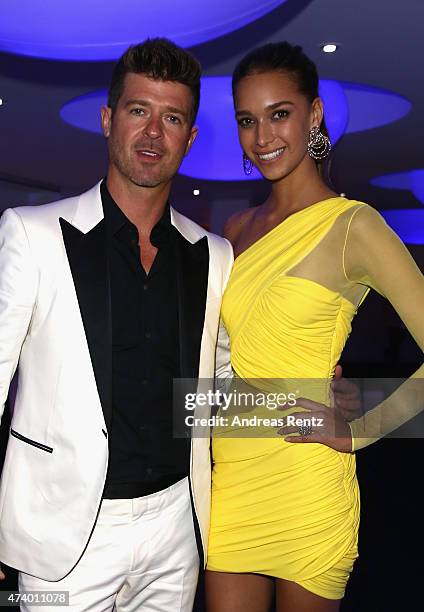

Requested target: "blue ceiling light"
[
  {"left": 380, "top": 210, "right": 424, "bottom": 245},
  {"left": 61, "top": 90, "right": 107, "bottom": 133},
  {"left": 0, "top": 0, "right": 287, "bottom": 60},
  {"left": 370, "top": 171, "right": 412, "bottom": 191},
  {"left": 411, "top": 170, "right": 424, "bottom": 204},
  {"left": 181, "top": 77, "right": 261, "bottom": 181},
  {"left": 343, "top": 83, "right": 411, "bottom": 133},
  {"left": 60, "top": 77, "right": 348, "bottom": 182},
  {"left": 372, "top": 170, "right": 424, "bottom": 245},
  {"left": 179, "top": 78, "right": 348, "bottom": 181},
  {"left": 319, "top": 79, "right": 349, "bottom": 142},
  {"left": 60, "top": 80, "right": 411, "bottom": 181},
  {"left": 371, "top": 170, "right": 424, "bottom": 205}
]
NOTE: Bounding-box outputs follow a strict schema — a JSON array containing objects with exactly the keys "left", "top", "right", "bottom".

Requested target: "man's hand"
[
  {"left": 0, "top": 563, "right": 5, "bottom": 580},
  {"left": 331, "top": 365, "right": 363, "bottom": 422}
]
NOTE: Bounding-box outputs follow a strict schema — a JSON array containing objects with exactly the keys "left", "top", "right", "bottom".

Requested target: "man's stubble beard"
[{"left": 109, "top": 139, "right": 180, "bottom": 189}]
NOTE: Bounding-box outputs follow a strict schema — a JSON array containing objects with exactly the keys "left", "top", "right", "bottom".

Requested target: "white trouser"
[{"left": 19, "top": 477, "right": 199, "bottom": 611}]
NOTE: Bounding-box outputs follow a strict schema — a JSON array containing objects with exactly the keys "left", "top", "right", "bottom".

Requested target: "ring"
[{"left": 298, "top": 424, "right": 312, "bottom": 436}]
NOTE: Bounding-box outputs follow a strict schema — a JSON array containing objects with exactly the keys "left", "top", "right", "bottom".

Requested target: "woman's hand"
[{"left": 277, "top": 396, "right": 353, "bottom": 452}]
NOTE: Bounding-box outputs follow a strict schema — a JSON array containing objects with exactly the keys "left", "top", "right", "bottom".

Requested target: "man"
[{"left": 0, "top": 38, "right": 233, "bottom": 610}]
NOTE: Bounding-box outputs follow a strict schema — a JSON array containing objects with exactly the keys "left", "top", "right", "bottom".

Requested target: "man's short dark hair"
[{"left": 108, "top": 38, "right": 201, "bottom": 126}]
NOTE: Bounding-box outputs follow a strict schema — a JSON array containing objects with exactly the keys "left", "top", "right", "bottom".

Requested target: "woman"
[{"left": 205, "top": 42, "right": 424, "bottom": 611}]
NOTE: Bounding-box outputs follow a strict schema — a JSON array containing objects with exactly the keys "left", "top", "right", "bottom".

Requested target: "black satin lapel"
[
  {"left": 60, "top": 218, "right": 112, "bottom": 431},
  {"left": 173, "top": 231, "right": 209, "bottom": 380}
]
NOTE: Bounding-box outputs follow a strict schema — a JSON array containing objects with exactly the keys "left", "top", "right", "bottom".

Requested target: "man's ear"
[
  {"left": 101, "top": 106, "right": 112, "bottom": 138},
  {"left": 184, "top": 125, "right": 198, "bottom": 156}
]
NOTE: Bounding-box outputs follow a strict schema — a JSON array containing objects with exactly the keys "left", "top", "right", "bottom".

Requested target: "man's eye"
[
  {"left": 130, "top": 108, "right": 144, "bottom": 116},
  {"left": 238, "top": 117, "right": 253, "bottom": 128},
  {"left": 167, "top": 115, "right": 181, "bottom": 124}
]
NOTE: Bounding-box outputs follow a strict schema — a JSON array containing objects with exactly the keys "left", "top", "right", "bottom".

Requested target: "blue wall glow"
[
  {"left": 371, "top": 170, "right": 424, "bottom": 205},
  {"left": 0, "top": 0, "right": 287, "bottom": 60},
  {"left": 381, "top": 210, "right": 424, "bottom": 245}
]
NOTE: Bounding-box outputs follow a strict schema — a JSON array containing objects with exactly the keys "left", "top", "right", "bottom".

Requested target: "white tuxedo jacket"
[{"left": 0, "top": 182, "right": 233, "bottom": 581}]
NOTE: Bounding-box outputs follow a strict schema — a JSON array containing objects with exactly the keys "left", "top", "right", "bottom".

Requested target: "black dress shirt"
[{"left": 101, "top": 182, "right": 188, "bottom": 499}]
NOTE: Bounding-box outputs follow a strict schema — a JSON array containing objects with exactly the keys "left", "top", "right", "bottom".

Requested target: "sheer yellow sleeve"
[{"left": 343, "top": 205, "right": 424, "bottom": 450}]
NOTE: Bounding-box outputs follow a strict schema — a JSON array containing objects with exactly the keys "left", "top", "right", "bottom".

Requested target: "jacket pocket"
[{"left": 10, "top": 429, "right": 53, "bottom": 453}]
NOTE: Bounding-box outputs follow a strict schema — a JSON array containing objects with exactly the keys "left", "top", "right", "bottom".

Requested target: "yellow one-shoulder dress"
[{"left": 207, "top": 197, "right": 373, "bottom": 600}]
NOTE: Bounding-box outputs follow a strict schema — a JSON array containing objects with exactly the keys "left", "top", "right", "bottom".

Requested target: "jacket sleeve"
[
  {"left": 215, "top": 239, "right": 234, "bottom": 388},
  {"left": 0, "top": 208, "right": 38, "bottom": 425}
]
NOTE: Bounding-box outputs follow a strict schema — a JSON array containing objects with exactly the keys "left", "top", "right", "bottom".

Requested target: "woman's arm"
[
  {"left": 279, "top": 204, "right": 424, "bottom": 451},
  {"left": 344, "top": 205, "right": 424, "bottom": 450}
]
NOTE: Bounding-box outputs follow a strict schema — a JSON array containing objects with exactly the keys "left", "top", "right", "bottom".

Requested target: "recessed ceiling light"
[
  {"left": 0, "top": 98, "right": 3, "bottom": 106},
  {"left": 322, "top": 43, "right": 338, "bottom": 53},
  {"left": 193, "top": 189, "right": 200, "bottom": 196}
]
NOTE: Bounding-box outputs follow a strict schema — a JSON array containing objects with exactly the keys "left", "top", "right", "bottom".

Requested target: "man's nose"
[{"left": 144, "top": 114, "right": 163, "bottom": 139}]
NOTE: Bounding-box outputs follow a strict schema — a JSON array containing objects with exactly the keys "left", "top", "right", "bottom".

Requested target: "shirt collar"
[{"left": 100, "top": 179, "right": 172, "bottom": 244}]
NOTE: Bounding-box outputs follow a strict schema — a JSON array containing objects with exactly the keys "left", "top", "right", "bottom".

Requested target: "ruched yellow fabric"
[{"left": 207, "top": 198, "right": 366, "bottom": 600}]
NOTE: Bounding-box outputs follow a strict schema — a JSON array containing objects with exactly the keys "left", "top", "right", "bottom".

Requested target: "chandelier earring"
[
  {"left": 307, "top": 126, "right": 331, "bottom": 161},
  {"left": 242, "top": 152, "right": 253, "bottom": 176}
]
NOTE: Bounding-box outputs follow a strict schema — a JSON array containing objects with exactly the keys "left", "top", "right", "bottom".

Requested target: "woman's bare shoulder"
[{"left": 223, "top": 207, "right": 256, "bottom": 245}]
